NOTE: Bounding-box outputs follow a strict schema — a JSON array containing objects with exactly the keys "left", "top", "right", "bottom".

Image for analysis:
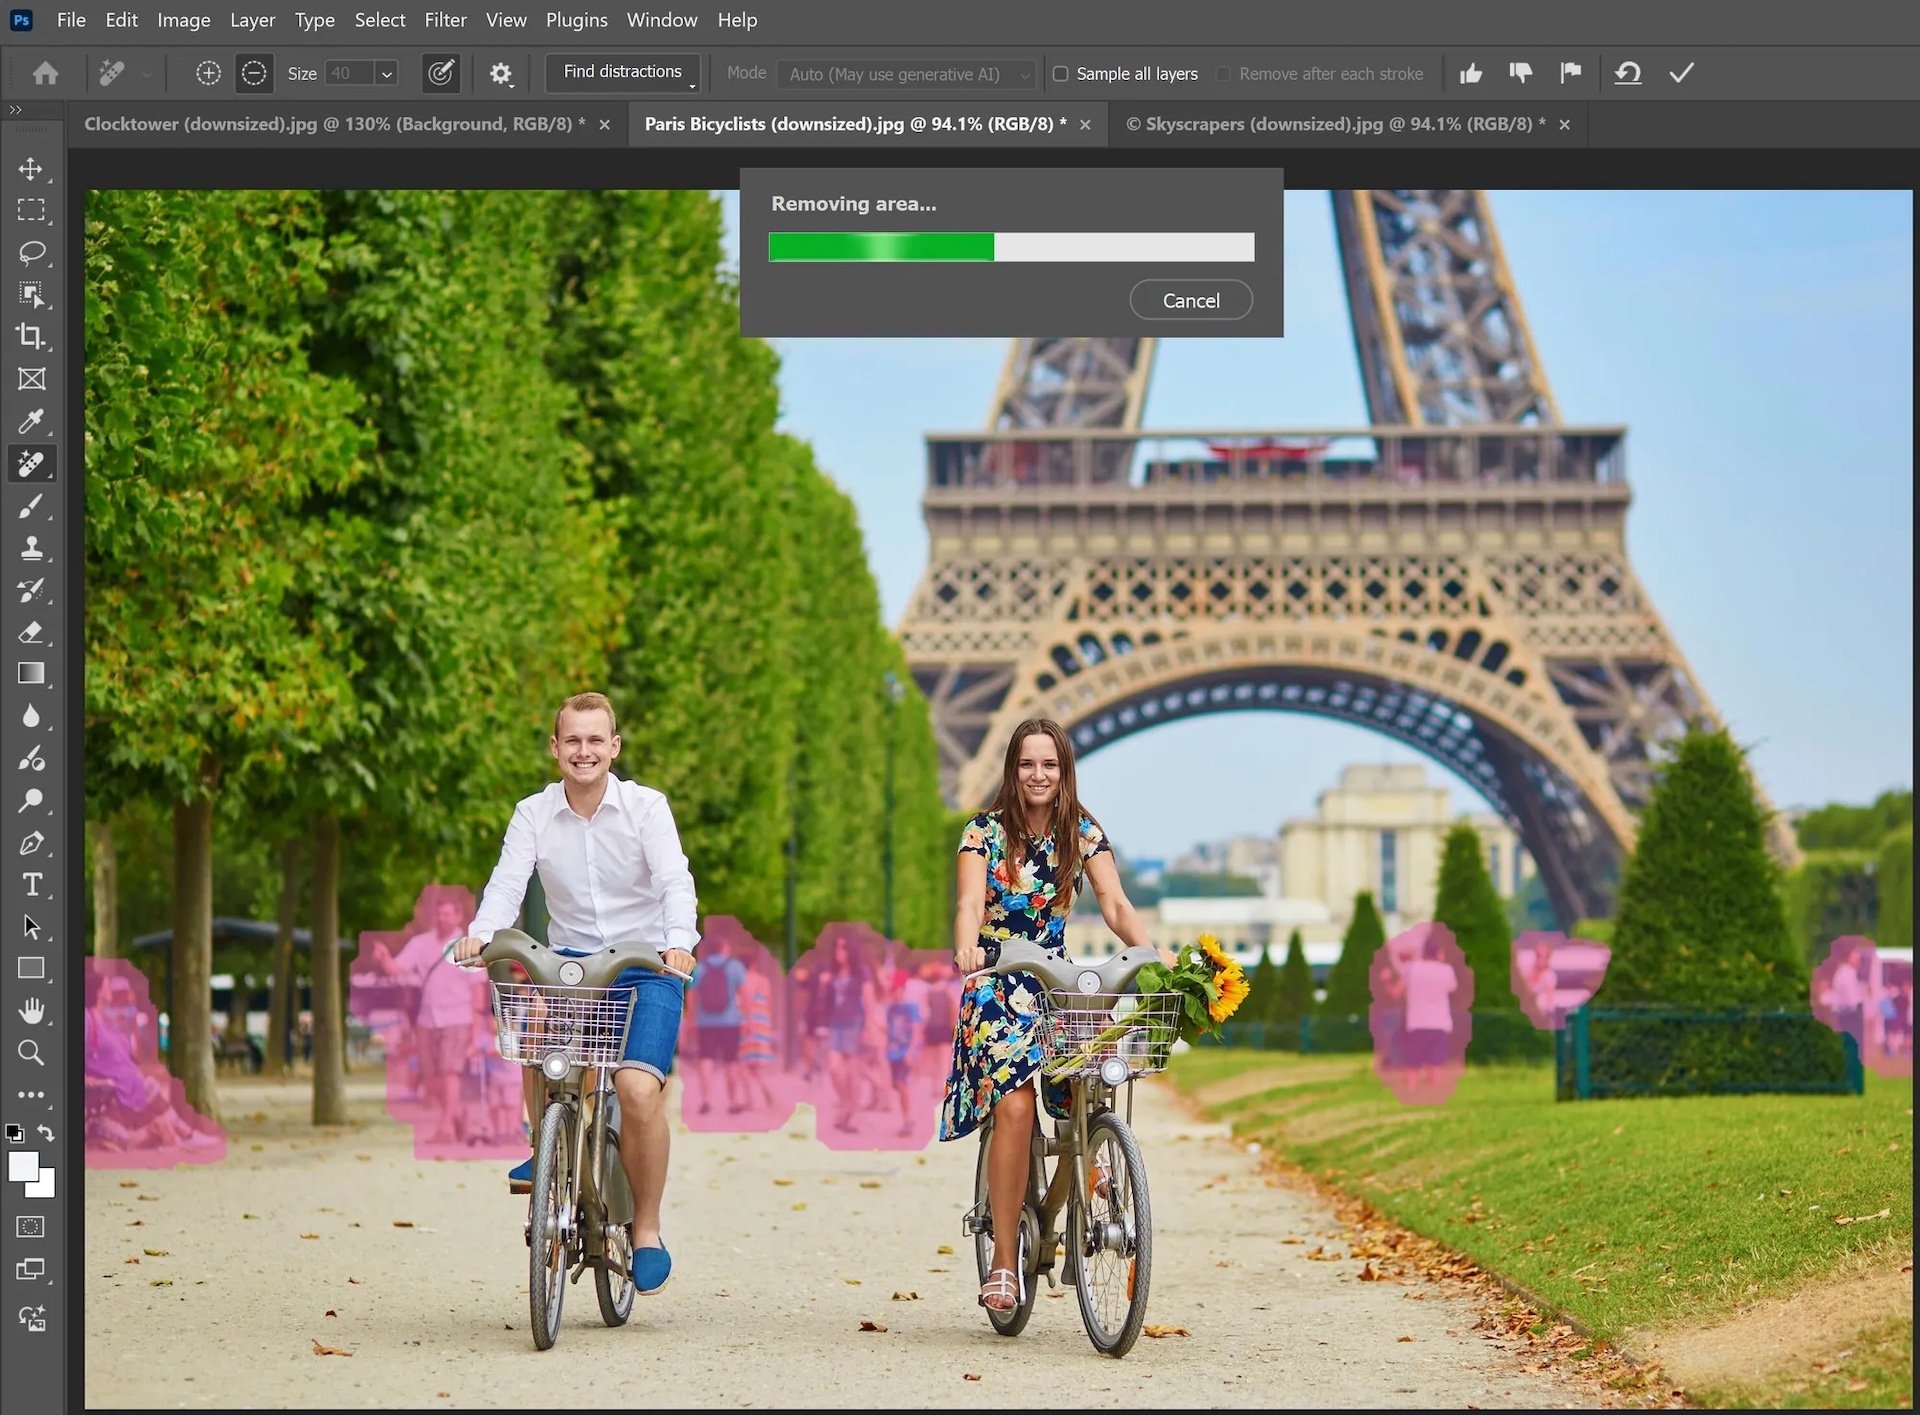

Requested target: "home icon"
[{"left": 32, "top": 60, "right": 58, "bottom": 85}]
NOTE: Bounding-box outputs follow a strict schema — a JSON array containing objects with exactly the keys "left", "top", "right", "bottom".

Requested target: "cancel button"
[{"left": 1130, "top": 278, "right": 1254, "bottom": 321}]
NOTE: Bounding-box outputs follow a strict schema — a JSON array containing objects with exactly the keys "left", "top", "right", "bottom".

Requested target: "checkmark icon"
[{"left": 1669, "top": 62, "right": 1696, "bottom": 82}]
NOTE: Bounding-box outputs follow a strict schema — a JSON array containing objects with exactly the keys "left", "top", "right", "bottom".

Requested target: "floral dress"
[{"left": 938, "top": 810, "right": 1110, "bottom": 1142}]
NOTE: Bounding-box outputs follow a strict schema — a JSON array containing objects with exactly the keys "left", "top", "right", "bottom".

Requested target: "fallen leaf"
[
  {"left": 936, "top": 1244, "right": 954, "bottom": 1255},
  {"left": 118, "top": 1180, "right": 138, "bottom": 1189},
  {"left": 324, "top": 1309, "right": 337, "bottom": 1318},
  {"left": 927, "top": 1267, "right": 949, "bottom": 1273},
  {"left": 348, "top": 1277, "right": 362, "bottom": 1285},
  {"left": 143, "top": 1248, "right": 168, "bottom": 1257},
  {"left": 1833, "top": 1208, "right": 1893, "bottom": 1227},
  {"left": 1837, "top": 1147, "right": 1852, "bottom": 1156},
  {"left": 300, "top": 1233, "right": 320, "bottom": 1240},
  {"left": 138, "top": 1195, "right": 159, "bottom": 1202},
  {"left": 844, "top": 1278, "right": 861, "bottom": 1285},
  {"left": 860, "top": 1181, "right": 882, "bottom": 1189},
  {"left": 1403, "top": 1291, "right": 1426, "bottom": 1301},
  {"left": 1358, "top": 1262, "right": 1380, "bottom": 1281},
  {"left": 127, "top": 1221, "right": 145, "bottom": 1227},
  {"left": 1143, "top": 1324, "right": 1190, "bottom": 1338},
  {"left": 1280, "top": 1236, "right": 1304, "bottom": 1244},
  {"left": 149, "top": 1278, "right": 172, "bottom": 1287},
  {"left": 1046, "top": 1291, "right": 1065, "bottom": 1299},
  {"left": 891, "top": 1291, "right": 919, "bottom": 1301},
  {"left": 436, "top": 1394, "right": 450, "bottom": 1400},
  {"left": 772, "top": 1178, "right": 794, "bottom": 1186},
  {"left": 963, "top": 1373, "right": 982, "bottom": 1382},
  {"left": 392, "top": 1220, "right": 415, "bottom": 1229},
  {"left": 1399, "top": 1335, "right": 1414, "bottom": 1343},
  {"left": 858, "top": 1320, "right": 887, "bottom": 1332},
  {"left": 791, "top": 1202, "right": 806, "bottom": 1211},
  {"left": 310, "top": 1340, "right": 353, "bottom": 1357},
  {"left": 124, "top": 1257, "right": 140, "bottom": 1265},
  {"left": 242, "top": 1214, "right": 259, "bottom": 1221}
]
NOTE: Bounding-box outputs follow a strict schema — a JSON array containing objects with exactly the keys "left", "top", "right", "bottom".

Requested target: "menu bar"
[{"left": 3, "top": 2, "right": 1915, "bottom": 47}]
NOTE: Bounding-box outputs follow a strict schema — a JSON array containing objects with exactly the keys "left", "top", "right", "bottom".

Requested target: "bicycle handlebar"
[
  {"left": 466, "top": 927, "right": 687, "bottom": 987},
  {"left": 968, "top": 938, "right": 1162, "bottom": 996}
]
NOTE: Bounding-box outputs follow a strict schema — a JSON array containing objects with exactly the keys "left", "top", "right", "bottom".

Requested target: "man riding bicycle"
[{"left": 453, "top": 691, "right": 698, "bottom": 1296}]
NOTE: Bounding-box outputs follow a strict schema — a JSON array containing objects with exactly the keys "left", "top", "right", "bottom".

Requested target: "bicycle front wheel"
[
  {"left": 1071, "top": 1111, "right": 1152, "bottom": 1358},
  {"left": 528, "top": 1100, "right": 574, "bottom": 1351},
  {"left": 971, "top": 1117, "right": 1039, "bottom": 1337}
]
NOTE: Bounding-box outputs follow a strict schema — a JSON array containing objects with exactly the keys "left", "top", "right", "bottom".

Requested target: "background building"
[{"left": 1279, "top": 763, "right": 1533, "bottom": 934}]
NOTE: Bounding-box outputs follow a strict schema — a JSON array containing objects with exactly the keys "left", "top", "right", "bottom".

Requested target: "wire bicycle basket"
[
  {"left": 1037, "top": 989, "right": 1183, "bottom": 1080},
  {"left": 490, "top": 981, "right": 636, "bottom": 1071}
]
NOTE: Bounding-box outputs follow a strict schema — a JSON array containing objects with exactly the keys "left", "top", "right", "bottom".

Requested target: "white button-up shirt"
[{"left": 468, "top": 775, "right": 699, "bottom": 955}]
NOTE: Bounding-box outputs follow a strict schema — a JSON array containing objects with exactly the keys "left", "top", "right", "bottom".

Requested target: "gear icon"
[{"left": 489, "top": 61, "right": 514, "bottom": 88}]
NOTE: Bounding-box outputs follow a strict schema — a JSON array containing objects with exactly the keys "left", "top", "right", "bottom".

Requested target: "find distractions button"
[{"left": 1130, "top": 278, "right": 1254, "bottom": 320}]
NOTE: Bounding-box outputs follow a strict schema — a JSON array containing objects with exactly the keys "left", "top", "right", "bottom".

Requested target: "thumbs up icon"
[{"left": 1459, "top": 62, "right": 1482, "bottom": 84}]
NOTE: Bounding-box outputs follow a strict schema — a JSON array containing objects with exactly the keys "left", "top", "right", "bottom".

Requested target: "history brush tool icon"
[{"left": 18, "top": 576, "right": 43, "bottom": 601}]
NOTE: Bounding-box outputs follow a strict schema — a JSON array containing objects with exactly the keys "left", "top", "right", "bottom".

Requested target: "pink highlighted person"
[
  {"left": 83, "top": 958, "right": 224, "bottom": 1168},
  {"left": 1371, "top": 923, "right": 1473, "bottom": 1106}
]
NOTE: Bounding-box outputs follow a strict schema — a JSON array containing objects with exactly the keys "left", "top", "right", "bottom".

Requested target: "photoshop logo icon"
[{"left": 9, "top": 10, "right": 32, "bottom": 31}]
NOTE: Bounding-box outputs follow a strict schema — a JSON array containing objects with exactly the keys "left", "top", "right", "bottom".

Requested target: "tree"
[
  {"left": 545, "top": 190, "right": 796, "bottom": 935},
  {"left": 86, "top": 190, "right": 372, "bottom": 1120},
  {"left": 1274, "top": 928, "right": 1314, "bottom": 1029},
  {"left": 1319, "top": 892, "right": 1384, "bottom": 1018},
  {"left": 1794, "top": 790, "right": 1913, "bottom": 851},
  {"left": 1607, "top": 728, "right": 1805, "bottom": 1007},
  {"left": 1782, "top": 850, "right": 1878, "bottom": 966},
  {"left": 1245, "top": 946, "right": 1278, "bottom": 1028},
  {"left": 1433, "top": 823, "right": 1514, "bottom": 1037}
]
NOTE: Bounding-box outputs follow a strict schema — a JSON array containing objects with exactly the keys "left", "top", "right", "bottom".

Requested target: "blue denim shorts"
[{"left": 557, "top": 949, "right": 685, "bottom": 1083}]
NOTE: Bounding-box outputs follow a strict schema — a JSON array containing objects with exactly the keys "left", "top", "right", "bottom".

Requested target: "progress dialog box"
[{"left": 739, "top": 168, "right": 1284, "bottom": 337}]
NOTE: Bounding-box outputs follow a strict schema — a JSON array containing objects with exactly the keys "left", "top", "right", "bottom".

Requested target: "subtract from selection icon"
[{"left": 236, "top": 52, "right": 273, "bottom": 93}]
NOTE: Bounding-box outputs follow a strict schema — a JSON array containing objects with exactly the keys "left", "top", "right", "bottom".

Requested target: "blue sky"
[{"left": 716, "top": 189, "right": 1913, "bottom": 861}]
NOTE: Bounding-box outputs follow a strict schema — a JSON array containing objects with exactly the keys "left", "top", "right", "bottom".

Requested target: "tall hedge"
[
  {"left": 1607, "top": 728, "right": 1805, "bottom": 1007},
  {"left": 1878, "top": 826, "right": 1912, "bottom": 953},
  {"left": 1320, "top": 892, "right": 1385, "bottom": 1019},
  {"left": 1782, "top": 849, "right": 1878, "bottom": 967}
]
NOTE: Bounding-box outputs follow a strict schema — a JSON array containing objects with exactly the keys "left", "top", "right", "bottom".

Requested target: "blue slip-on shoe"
[
  {"left": 507, "top": 1156, "right": 533, "bottom": 1194},
  {"left": 631, "top": 1241, "right": 672, "bottom": 1295}
]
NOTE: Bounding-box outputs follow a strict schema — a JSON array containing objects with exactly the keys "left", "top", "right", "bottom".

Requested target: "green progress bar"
[{"left": 768, "top": 231, "right": 993, "bottom": 262}]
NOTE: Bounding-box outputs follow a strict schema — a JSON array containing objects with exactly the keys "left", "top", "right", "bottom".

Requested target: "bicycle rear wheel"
[
  {"left": 528, "top": 1101, "right": 573, "bottom": 1351},
  {"left": 971, "top": 1116, "right": 1040, "bottom": 1337},
  {"left": 1071, "top": 1111, "right": 1152, "bottom": 1358}
]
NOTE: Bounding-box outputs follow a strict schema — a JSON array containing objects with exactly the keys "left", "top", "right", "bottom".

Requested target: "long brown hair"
[{"left": 988, "top": 718, "right": 1103, "bottom": 915}]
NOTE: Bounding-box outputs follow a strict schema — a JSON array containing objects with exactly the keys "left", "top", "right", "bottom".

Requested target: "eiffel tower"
[{"left": 898, "top": 189, "right": 1799, "bottom": 926}]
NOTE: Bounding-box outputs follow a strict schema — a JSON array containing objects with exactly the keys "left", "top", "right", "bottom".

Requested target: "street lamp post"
[{"left": 883, "top": 670, "right": 905, "bottom": 940}]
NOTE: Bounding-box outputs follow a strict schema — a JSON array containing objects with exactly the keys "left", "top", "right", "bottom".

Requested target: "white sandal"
[{"left": 978, "top": 1266, "right": 1024, "bottom": 1312}]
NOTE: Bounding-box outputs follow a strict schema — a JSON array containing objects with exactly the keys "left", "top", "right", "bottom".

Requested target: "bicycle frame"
[
  {"left": 527, "top": 1061, "right": 627, "bottom": 1278},
  {"left": 1026, "top": 1072, "right": 1133, "bottom": 1287}
]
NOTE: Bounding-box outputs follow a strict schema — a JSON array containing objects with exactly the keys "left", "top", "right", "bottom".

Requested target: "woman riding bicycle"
[{"left": 939, "top": 717, "right": 1156, "bottom": 1313}]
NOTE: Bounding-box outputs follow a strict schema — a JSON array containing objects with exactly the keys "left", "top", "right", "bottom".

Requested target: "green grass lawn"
[{"left": 1169, "top": 1048, "right": 1913, "bottom": 1407}]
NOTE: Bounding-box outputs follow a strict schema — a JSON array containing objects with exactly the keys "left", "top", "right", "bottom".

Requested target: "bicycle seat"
[
  {"left": 986, "top": 938, "right": 1161, "bottom": 995},
  {"left": 477, "top": 928, "right": 671, "bottom": 988}
]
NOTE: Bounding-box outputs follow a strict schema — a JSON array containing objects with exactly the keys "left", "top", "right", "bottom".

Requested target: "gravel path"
[{"left": 86, "top": 1074, "right": 1608, "bottom": 1408}]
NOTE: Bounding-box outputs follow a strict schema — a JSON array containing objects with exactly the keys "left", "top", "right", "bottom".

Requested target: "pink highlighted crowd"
[{"left": 79, "top": 901, "right": 1907, "bottom": 1167}]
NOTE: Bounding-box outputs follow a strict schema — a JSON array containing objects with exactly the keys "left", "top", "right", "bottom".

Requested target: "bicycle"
[
  {"left": 961, "top": 938, "right": 1180, "bottom": 1358},
  {"left": 469, "top": 928, "right": 679, "bottom": 1352}
]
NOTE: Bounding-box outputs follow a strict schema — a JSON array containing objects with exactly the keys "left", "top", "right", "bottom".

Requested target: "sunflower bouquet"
[{"left": 1041, "top": 933, "right": 1250, "bottom": 1078}]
